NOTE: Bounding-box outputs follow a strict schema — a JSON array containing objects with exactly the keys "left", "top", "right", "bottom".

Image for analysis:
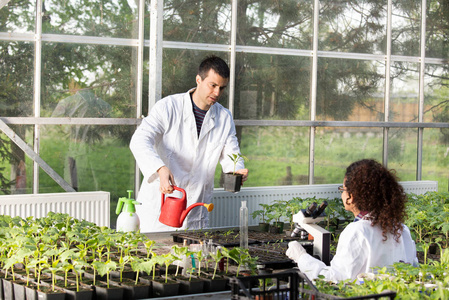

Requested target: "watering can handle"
[{"left": 161, "top": 186, "right": 187, "bottom": 206}]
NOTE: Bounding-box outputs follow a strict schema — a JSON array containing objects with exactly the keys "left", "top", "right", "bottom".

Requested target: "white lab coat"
[
  {"left": 296, "top": 220, "right": 418, "bottom": 282},
  {"left": 130, "top": 88, "right": 244, "bottom": 232}
]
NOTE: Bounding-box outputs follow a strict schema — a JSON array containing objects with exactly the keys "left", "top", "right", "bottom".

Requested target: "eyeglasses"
[{"left": 338, "top": 186, "right": 347, "bottom": 193}]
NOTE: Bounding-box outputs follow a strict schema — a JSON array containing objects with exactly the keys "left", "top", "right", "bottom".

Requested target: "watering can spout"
[
  {"left": 179, "top": 203, "right": 214, "bottom": 225},
  {"left": 159, "top": 186, "right": 214, "bottom": 228}
]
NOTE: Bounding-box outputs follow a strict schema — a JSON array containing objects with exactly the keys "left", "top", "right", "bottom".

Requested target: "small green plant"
[
  {"left": 227, "top": 153, "right": 248, "bottom": 175},
  {"left": 91, "top": 260, "right": 117, "bottom": 288},
  {"left": 251, "top": 203, "right": 271, "bottom": 223},
  {"left": 209, "top": 247, "right": 223, "bottom": 279}
]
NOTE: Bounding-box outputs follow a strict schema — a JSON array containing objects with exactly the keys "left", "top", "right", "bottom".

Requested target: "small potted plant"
[
  {"left": 251, "top": 204, "right": 272, "bottom": 232},
  {"left": 223, "top": 153, "right": 248, "bottom": 193},
  {"left": 267, "top": 200, "right": 287, "bottom": 233}
]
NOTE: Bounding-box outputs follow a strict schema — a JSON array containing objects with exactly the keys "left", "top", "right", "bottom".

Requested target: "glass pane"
[
  {"left": 0, "top": 41, "right": 34, "bottom": 117},
  {"left": 42, "top": 0, "right": 139, "bottom": 38},
  {"left": 161, "top": 49, "right": 230, "bottom": 108},
  {"left": 387, "top": 128, "right": 417, "bottom": 181},
  {"left": 319, "top": 0, "right": 387, "bottom": 54},
  {"left": 391, "top": 0, "right": 421, "bottom": 56},
  {"left": 235, "top": 53, "right": 311, "bottom": 120},
  {"left": 163, "top": 0, "right": 231, "bottom": 44},
  {"left": 40, "top": 125, "right": 136, "bottom": 222},
  {"left": 389, "top": 62, "right": 419, "bottom": 122},
  {"left": 426, "top": 0, "right": 449, "bottom": 59},
  {"left": 41, "top": 43, "right": 137, "bottom": 118},
  {"left": 424, "top": 64, "right": 449, "bottom": 123},
  {"left": 422, "top": 128, "right": 449, "bottom": 192},
  {"left": 316, "top": 58, "right": 385, "bottom": 121},
  {"left": 314, "top": 127, "right": 384, "bottom": 184},
  {"left": 0, "top": 125, "right": 33, "bottom": 195},
  {"left": 0, "top": 0, "right": 35, "bottom": 33},
  {"left": 237, "top": 0, "right": 313, "bottom": 49},
  {"left": 214, "top": 126, "right": 310, "bottom": 187}
]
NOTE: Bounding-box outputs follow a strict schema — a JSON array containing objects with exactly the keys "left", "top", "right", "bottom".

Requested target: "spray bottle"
[{"left": 116, "top": 190, "right": 141, "bottom": 232}]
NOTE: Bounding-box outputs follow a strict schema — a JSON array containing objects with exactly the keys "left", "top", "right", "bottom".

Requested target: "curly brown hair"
[{"left": 344, "top": 159, "right": 407, "bottom": 242}]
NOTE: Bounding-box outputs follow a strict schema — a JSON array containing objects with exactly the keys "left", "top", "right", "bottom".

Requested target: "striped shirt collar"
[{"left": 354, "top": 211, "right": 370, "bottom": 222}]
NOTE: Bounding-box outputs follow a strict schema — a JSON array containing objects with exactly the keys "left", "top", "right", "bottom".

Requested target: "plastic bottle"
[
  {"left": 116, "top": 190, "right": 141, "bottom": 232},
  {"left": 240, "top": 200, "right": 248, "bottom": 249}
]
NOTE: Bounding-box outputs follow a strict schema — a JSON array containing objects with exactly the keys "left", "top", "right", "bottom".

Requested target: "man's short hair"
[{"left": 198, "top": 55, "right": 230, "bottom": 80}]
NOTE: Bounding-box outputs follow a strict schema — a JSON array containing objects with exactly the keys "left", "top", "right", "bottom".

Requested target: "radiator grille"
[{"left": 0, "top": 191, "right": 110, "bottom": 227}]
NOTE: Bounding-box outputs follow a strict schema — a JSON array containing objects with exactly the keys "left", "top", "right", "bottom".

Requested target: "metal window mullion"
[
  {"left": 149, "top": 0, "right": 163, "bottom": 109},
  {"left": 33, "top": 0, "right": 43, "bottom": 194},
  {"left": 417, "top": 0, "right": 427, "bottom": 181},
  {"left": 383, "top": 0, "right": 392, "bottom": 167},
  {"left": 228, "top": 0, "right": 238, "bottom": 116},
  {"left": 308, "top": 0, "right": 319, "bottom": 185},
  {"left": 134, "top": 0, "right": 145, "bottom": 197}
]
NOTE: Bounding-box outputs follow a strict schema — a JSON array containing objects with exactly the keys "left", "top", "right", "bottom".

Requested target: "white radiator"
[
  {"left": 0, "top": 191, "right": 110, "bottom": 227},
  {"left": 209, "top": 181, "right": 438, "bottom": 228}
]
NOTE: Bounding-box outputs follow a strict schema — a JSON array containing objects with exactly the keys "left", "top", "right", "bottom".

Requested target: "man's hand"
[
  {"left": 235, "top": 169, "right": 249, "bottom": 183},
  {"left": 156, "top": 166, "right": 176, "bottom": 194}
]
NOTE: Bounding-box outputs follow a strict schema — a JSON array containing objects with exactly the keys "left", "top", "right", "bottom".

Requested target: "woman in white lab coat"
[
  {"left": 130, "top": 56, "right": 248, "bottom": 233},
  {"left": 287, "top": 159, "right": 418, "bottom": 281}
]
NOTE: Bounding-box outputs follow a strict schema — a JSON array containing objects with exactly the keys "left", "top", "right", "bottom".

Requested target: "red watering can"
[{"left": 159, "top": 186, "right": 214, "bottom": 228}]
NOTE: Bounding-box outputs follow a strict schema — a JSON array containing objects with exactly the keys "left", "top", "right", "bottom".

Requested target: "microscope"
[{"left": 290, "top": 201, "right": 331, "bottom": 266}]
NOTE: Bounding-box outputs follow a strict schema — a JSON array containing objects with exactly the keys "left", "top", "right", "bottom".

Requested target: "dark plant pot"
[
  {"left": 94, "top": 281, "right": 124, "bottom": 300},
  {"left": 25, "top": 284, "right": 38, "bottom": 300},
  {"left": 429, "top": 243, "right": 438, "bottom": 255},
  {"left": 272, "top": 221, "right": 284, "bottom": 232},
  {"left": 151, "top": 277, "right": 180, "bottom": 298},
  {"left": 63, "top": 286, "right": 94, "bottom": 300},
  {"left": 84, "top": 272, "right": 107, "bottom": 282},
  {"left": 119, "top": 277, "right": 150, "bottom": 300},
  {"left": 2, "top": 278, "right": 14, "bottom": 300},
  {"left": 201, "top": 274, "right": 228, "bottom": 292},
  {"left": 36, "top": 286, "right": 67, "bottom": 300},
  {"left": 13, "top": 280, "right": 26, "bottom": 300},
  {"left": 268, "top": 225, "right": 280, "bottom": 234},
  {"left": 176, "top": 276, "right": 205, "bottom": 295},
  {"left": 156, "top": 265, "right": 177, "bottom": 276},
  {"left": 110, "top": 269, "right": 136, "bottom": 280},
  {"left": 258, "top": 222, "right": 270, "bottom": 232},
  {"left": 223, "top": 173, "right": 242, "bottom": 193}
]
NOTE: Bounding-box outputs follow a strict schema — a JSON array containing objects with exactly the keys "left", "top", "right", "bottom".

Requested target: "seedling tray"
[
  {"left": 230, "top": 270, "right": 397, "bottom": 300},
  {"left": 172, "top": 229, "right": 302, "bottom": 246}
]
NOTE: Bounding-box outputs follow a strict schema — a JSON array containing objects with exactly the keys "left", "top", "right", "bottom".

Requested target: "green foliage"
[
  {"left": 227, "top": 153, "right": 248, "bottom": 175},
  {"left": 314, "top": 251, "right": 449, "bottom": 299}
]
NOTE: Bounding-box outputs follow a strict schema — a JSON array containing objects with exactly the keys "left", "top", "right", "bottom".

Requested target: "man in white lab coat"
[{"left": 130, "top": 55, "right": 249, "bottom": 232}]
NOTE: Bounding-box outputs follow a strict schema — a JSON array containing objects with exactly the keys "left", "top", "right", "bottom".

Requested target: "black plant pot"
[
  {"left": 13, "top": 280, "right": 26, "bottom": 300},
  {"left": 176, "top": 275, "right": 205, "bottom": 295},
  {"left": 94, "top": 281, "right": 124, "bottom": 300},
  {"left": 35, "top": 286, "right": 66, "bottom": 300},
  {"left": 258, "top": 222, "right": 270, "bottom": 232},
  {"left": 151, "top": 277, "right": 180, "bottom": 298},
  {"left": 223, "top": 173, "right": 242, "bottom": 193},
  {"left": 268, "top": 225, "right": 280, "bottom": 234},
  {"left": 119, "top": 277, "right": 151, "bottom": 300},
  {"left": 110, "top": 269, "right": 136, "bottom": 280},
  {"left": 201, "top": 274, "right": 228, "bottom": 292},
  {"left": 25, "top": 284, "right": 38, "bottom": 300},
  {"left": 2, "top": 278, "right": 14, "bottom": 300},
  {"left": 63, "top": 286, "right": 94, "bottom": 300}
]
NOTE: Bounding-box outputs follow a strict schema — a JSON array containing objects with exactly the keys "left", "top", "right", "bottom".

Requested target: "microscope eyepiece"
[
  {"left": 313, "top": 201, "right": 328, "bottom": 218},
  {"left": 304, "top": 202, "right": 317, "bottom": 217}
]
